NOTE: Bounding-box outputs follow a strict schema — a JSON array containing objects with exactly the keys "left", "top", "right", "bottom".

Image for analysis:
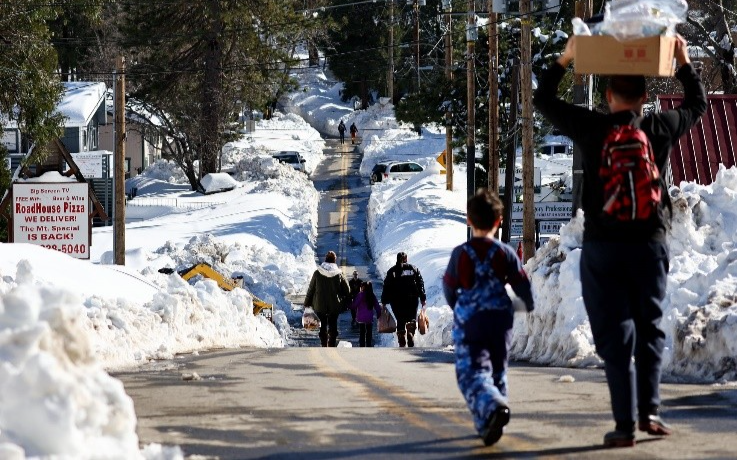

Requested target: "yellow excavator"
[{"left": 159, "top": 263, "right": 273, "bottom": 320}]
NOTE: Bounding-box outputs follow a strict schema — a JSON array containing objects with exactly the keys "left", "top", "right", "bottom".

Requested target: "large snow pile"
[
  {"left": 0, "top": 260, "right": 182, "bottom": 459},
  {"left": 512, "top": 165, "right": 737, "bottom": 382}
]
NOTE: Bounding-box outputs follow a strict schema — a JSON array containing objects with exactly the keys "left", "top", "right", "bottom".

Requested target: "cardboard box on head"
[{"left": 574, "top": 35, "right": 677, "bottom": 77}]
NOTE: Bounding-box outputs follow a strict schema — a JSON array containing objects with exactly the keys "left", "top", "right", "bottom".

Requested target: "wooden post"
[
  {"left": 114, "top": 56, "right": 126, "bottom": 265},
  {"left": 445, "top": 1, "right": 453, "bottom": 191},
  {"left": 501, "top": 61, "right": 518, "bottom": 244},
  {"left": 388, "top": 0, "right": 394, "bottom": 102},
  {"left": 466, "top": 0, "right": 476, "bottom": 240},
  {"left": 520, "top": 0, "right": 535, "bottom": 262},
  {"left": 488, "top": 7, "right": 500, "bottom": 195},
  {"left": 414, "top": 0, "right": 420, "bottom": 92}
]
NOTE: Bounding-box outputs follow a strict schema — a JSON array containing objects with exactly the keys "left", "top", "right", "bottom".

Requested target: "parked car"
[
  {"left": 272, "top": 151, "right": 306, "bottom": 173},
  {"left": 370, "top": 160, "right": 424, "bottom": 184}
]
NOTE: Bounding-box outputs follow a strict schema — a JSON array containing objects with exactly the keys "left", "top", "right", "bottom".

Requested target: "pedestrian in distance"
[
  {"left": 348, "top": 270, "right": 363, "bottom": 329},
  {"left": 350, "top": 281, "right": 382, "bottom": 347},
  {"left": 338, "top": 120, "right": 346, "bottom": 144},
  {"left": 442, "top": 189, "right": 534, "bottom": 447},
  {"left": 381, "top": 252, "right": 426, "bottom": 347},
  {"left": 304, "top": 251, "right": 351, "bottom": 347},
  {"left": 533, "top": 35, "right": 706, "bottom": 448},
  {"left": 350, "top": 122, "right": 358, "bottom": 144}
]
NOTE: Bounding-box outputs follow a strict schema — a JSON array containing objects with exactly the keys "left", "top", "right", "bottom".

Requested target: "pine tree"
[{"left": 121, "top": 0, "right": 325, "bottom": 190}]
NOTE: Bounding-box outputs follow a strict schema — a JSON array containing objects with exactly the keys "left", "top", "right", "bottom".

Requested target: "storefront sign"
[
  {"left": 70, "top": 152, "right": 106, "bottom": 178},
  {"left": 12, "top": 182, "right": 90, "bottom": 259},
  {"left": 512, "top": 202, "right": 572, "bottom": 220}
]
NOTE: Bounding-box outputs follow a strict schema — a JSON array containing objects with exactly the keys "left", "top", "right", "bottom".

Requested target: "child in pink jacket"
[{"left": 350, "top": 281, "right": 382, "bottom": 347}]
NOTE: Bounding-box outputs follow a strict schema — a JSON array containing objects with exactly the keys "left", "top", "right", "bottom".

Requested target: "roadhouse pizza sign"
[{"left": 12, "top": 182, "right": 90, "bottom": 259}]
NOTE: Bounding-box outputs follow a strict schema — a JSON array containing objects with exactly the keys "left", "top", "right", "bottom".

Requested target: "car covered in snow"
[{"left": 272, "top": 151, "right": 306, "bottom": 173}]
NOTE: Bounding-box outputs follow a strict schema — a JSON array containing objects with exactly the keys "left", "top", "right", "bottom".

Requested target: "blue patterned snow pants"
[{"left": 454, "top": 308, "right": 514, "bottom": 434}]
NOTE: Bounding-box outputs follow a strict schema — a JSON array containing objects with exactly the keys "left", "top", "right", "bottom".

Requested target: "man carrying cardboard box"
[{"left": 533, "top": 36, "right": 706, "bottom": 449}]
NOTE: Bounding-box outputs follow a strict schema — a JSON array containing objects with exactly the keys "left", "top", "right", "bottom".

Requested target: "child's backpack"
[
  {"left": 455, "top": 244, "right": 511, "bottom": 322},
  {"left": 599, "top": 120, "right": 661, "bottom": 221}
]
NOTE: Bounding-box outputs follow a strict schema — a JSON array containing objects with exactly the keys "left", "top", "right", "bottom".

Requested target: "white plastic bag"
[
  {"left": 598, "top": 0, "right": 688, "bottom": 41},
  {"left": 302, "top": 307, "right": 321, "bottom": 331}
]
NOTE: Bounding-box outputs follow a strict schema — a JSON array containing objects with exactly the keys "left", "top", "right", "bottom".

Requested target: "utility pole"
[
  {"left": 466, "top": 0, "right": 476, "bottom": 240},
  {"left": 501, "top": 61, "right": 518, "bottom": 244},
  {"left": 414, "top": 0, "right": 420, "bottom": 92},
  {"left": 444, "top": 0, "right": 453, "bottom": 191},
  {"left": 520, "top": 0, "right": 535, "bottom": 262},
  {"left": 388, "top": 0, "right": 394, "bottom": 102},
  {"left": 572, "top": 0, "right": 592, "bottom": 216},
  {"left": 113, "top": 56, "right": 126, "bottom": 265},
  {"left": 487, "top": 5, "right": 500, "bottom": 194}
]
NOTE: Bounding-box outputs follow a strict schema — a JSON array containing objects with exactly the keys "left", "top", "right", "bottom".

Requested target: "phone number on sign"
[{"left": 41, "top": 244, "right": 87, "bottom": 255}]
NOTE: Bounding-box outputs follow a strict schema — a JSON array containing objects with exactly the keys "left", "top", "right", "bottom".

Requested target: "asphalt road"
[{"left": 115, "top": 347, "right": 737, "bottom": 459}]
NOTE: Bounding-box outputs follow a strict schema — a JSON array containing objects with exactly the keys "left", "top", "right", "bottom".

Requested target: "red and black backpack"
[{"left": 599, "top": 119, "right": 662, "bottom": 221}]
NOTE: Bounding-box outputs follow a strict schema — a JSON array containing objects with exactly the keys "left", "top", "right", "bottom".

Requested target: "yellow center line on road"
[
  {"left": 308, "top": 348, "right": 438, "bottom": 435},
  {"left": 338, "top": 146, "right": 349, "bottom": 266},
  {"left": 314, "top": 348, "right": 537, "bottom": 453}
]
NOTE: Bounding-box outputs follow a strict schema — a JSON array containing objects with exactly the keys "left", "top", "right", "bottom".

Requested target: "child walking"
[
  {"left": 442, "top": 189, "right": 534, "bottom": 446},
  {"left": 350, "top": 281, "right": 382, "bottom": 347}
]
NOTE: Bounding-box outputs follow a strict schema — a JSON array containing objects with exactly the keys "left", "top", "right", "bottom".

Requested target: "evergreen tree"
[
  {"left": 326, "top": 0, "right": 394, "bottom": 107},
  {"left": 121, "top": 0, "right": 325, "bottom": 190},
  {"left": 0, "top": 0, "right": 75, "bottom": 240},
  {"left": 48, "top": 2, "right": 102, "bottom": 81}
]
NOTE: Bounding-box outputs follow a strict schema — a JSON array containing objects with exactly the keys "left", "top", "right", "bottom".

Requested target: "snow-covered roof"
[
  {"left": 57, "top": 82, "right": 107, "bottom": 128},
  {"left": 104, "top": 89, "right": 165, "bottom": 127}
]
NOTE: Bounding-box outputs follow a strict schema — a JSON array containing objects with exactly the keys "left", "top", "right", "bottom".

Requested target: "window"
[
  {"left": 390, "top": 165, "right": 402, "bottom": 173},
  {"left": 82, "top": 130, "right": 88, "bottom": 151},
  {"left": 89, "top": 125, "right": 98, "bottom": 149},
  {"left": 409, "top": 163, "right": 423, "bottom": 172},
  {"left": 554, "top": 145, "right": 567, "bottom": 154},
  {"left": 2, "top": 130, "right": 17, "bottom": 152}
]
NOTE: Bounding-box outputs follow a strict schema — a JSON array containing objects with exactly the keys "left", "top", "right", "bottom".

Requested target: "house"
[
  {"left": 99, "top": 91, "right": 167, "bottom": 178},
  {"left": 3, "top": 81, "right": 107, "bottom": 174},
  {"left": 656, "top": 94, "right": 737, "bottom": 186}
]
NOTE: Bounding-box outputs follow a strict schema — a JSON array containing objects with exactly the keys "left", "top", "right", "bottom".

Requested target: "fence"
[{"left": 126, "top": 197, "right": 226, "bottom": 211}]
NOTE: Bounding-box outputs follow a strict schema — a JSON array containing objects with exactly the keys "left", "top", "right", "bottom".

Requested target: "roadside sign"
[
  {"left": 539, "top": 220, "right": 569, "bottom": 234},
  {"left": 12, "top": 182, "right": 90, "bottom": 259},
  {"left": 499, "top": 167, "right": 541, "bottom": 186},
  {"left": 437, "top": 151, "right": 446, "bottom": 168},
  {"left": 512, "top": 202, "right": 572, "bottom": 220},
  {"left": 509, "top": 221, "right": 523, "bottom": 236},
  {"left": 69, "top": 151, "right": 110, "bottom": 179}
]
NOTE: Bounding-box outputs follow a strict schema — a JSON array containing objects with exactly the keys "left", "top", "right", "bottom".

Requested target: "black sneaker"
[
  {"left": 480, "top": 405, "right": 510, "bottom": 446},
  {"left": 603, "top": 430, "right": 635, "bottom": 448},
  {"left": 638, "top": 414, "right": 672, "bottom": 436}
]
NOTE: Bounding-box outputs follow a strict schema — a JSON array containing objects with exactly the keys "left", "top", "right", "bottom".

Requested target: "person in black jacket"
[
  {"left": 381, "top": 252, "right": 426, "bottom": 347},
  {"left": 533, "top": 35, "right": 706, "bottom": 448},
  {"left": 338, "top": 120, "right": 346, "bottom": 144},
  {"left": 348, "top": 270, "right": 363, "bottom": 328}
]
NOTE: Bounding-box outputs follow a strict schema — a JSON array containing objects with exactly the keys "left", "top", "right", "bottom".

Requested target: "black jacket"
[
  {"left": 349, "top": 276, "right": 362, "bottom": 300},
  {"left": 381, "top": 263, "right": 426, "bottom": 313},
  {"left": 533, "top": 63, "right": 707, "bottom": 243}
]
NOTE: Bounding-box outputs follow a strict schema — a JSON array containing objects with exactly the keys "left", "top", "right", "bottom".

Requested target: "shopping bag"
[
  {"left": 418, "top": 309, "right": 429, "bottom": 335},
  {"left": 302, "top": 307, "right": 321, "bottom": 331},
  {"left": 378, "top": 306, "right": 397, "bottom": 333}
]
